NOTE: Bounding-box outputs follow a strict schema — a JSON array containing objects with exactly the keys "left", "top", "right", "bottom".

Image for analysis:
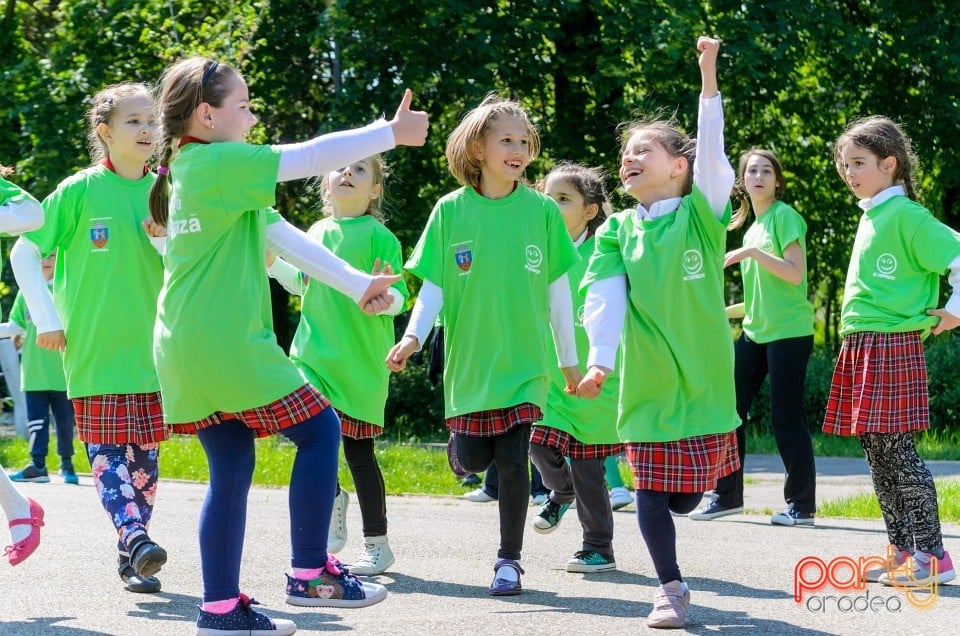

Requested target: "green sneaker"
[
  {"left": 566, "top": 550, "right": 617, "bottom": 573},
  {"left": 532, "top": 500, "right": 570, "bottom": 534}
]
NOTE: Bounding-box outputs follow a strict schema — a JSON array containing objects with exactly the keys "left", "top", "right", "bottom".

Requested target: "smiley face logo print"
[
  {"left": 525, "top": 245, "right": 543, "bottom": 274},
  {"left": 682, "top": 249, "right": 705, "bottom": 281}
]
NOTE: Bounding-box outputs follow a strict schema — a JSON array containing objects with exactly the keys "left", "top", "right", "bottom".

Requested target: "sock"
[
  {"left": 202, "top": 597, "right": 239, "bottom": 614},
  {"left": 0, "top": 470, "right": 32, "bottom": 544},
  {"left": 495, "top": 562, "right": 519, "bottom": 582},
  {"left": 292, "top": 567, "right": 324, "bottom": 580}
]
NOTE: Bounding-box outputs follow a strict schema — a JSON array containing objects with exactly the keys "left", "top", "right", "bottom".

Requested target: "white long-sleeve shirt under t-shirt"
[{"left": 584, "top": 93, "right": 735, "bottom": 371}]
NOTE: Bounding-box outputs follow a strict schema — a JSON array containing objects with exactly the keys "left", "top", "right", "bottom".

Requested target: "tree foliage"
[{"left": 3, "top": 0, "right": 960, "bottom": 353}]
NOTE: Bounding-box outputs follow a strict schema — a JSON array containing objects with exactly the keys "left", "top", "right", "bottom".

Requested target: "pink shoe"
[
  {"left": 646, "top": 580, "right": 690, "bottom": 629},
  {"left": 862, "top": 544, "right": 910, "bottom": 582},
  {"left": 4, "top": 498, "right": 44, "bottom": 566}
]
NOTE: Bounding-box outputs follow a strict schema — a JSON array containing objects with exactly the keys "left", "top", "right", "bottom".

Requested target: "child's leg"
[
  {"left": 341, "top": 436, "right": 387, "bottom": 537},
  {"left": 570, "top": 457, "right": 614, "bottom": 556},
  {"left": 491, "top": 424, "right": 531, "bottom": 560},
  {"left": 124, "top": 443, "right": 160, "bottom": 534},
  {"left": 528, "top": 442, "right": 574, "bottom": 504},
  {"left": 86, "top": 442, "right": 157, "bottom": 551},
  {"left": 24, "top": 391, "right": 52, "bottom": 470},
  {"left": 279, "top": 407, "right": 341, "bottom": 569},
  {"left": 196, "top": 420, "right": 256, "bottom": 602},
  {"left": 604, "top": 455, "right": 624, "bottom": 489},
  {"left": 635, "top": 489, "right": 702, "bottom": 584},
  {"left": 859, "top": 433, "right": 913, "bottom": 552},
  {"left": 50, "top": 391, "right": 76, "bottom": 468},
  {"left": 885, "top": 433, "right": 943, "bottom": 554},
  {"left": 767, "top": 336, "right": 816, "bottom": 514},
  {"left": 454, "top": 433, "right": 495, "bottom": 477},
  {"left": 0, "top": 465, "right": 32, "bottom": 543}
]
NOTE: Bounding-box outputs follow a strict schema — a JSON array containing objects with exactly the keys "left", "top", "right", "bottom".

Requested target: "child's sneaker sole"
[
  {"left": 566, "top": 560, "right": 617, "bottom": 573},
  {"left": 286, "top": 581, "right": 387, "bottom": 608},
  {"left": 197, "top": 625, "right": 295, "bottom": 636}
]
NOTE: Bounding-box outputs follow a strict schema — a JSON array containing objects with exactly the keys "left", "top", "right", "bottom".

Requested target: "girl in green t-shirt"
[
  {"left": 0, "top": 164, "right": 45, "bottom": 567},
  {"left": 270, "top": 154, "right": 408, "bottom": 576},
  {"left": 11, "top": 83, "right": 171, "bottom": 594},
  {"left": 824, "top": 116, "right": 960, "bottom": 588},
  {"left": 577, "top": 37, "right": 740, "bottom": 629},
  {"left": 528, "top": 162, "right": 625, "bottom": 574},
  {"left": 147, "top": 57, "right": 427, "bottom": 634},
  {"left": 689, "top": 149, "right": 816, "bottom": 526},
  {"left": 386, "top": 94, "right": 581, "bottom": 596}
]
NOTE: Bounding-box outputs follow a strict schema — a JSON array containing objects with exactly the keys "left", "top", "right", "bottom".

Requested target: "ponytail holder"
[{"left": 157, "top": 166, "right": 169, "bottom": 176}]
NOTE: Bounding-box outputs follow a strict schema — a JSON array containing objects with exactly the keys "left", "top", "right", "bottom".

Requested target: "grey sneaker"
[
  {"left": 327, "top": 489, "right": 349, "bottom": 554},
  {"left": 9, "top": 464, "right": 50, "bottom": 484}
]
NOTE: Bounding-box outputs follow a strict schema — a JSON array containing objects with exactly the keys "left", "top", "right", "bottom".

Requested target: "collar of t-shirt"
[
  {"left": 101, "top": 158, "right": 150, "bottom": 177},
  {"left": 635, "top": 196, "right": 682, "bottom": 221},
  {"left": 178, "top": 136, "right": 211, "bottom": 148},
  {"left": 858, "top": 185, "right": 906, "bottom": 211},
  {"left": 573, "top": 228, "right": 588, "bottom": 248}
]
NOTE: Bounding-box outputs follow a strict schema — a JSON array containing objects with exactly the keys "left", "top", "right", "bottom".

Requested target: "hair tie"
[
  {"left": 157, "top": 166, "right": 169, "bottom": 176},
  {"left": 201, "top": 61, "right": 220, "bottom": 89}
]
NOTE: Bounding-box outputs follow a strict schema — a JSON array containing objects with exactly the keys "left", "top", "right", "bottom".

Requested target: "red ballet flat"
[{"left": 4, "top": 498, "right": 44, "bottom": 566}]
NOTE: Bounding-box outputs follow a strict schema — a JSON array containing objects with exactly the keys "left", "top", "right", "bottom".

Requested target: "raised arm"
[{"left": 692, "top": 37, "right": 735, "bottom": 219}]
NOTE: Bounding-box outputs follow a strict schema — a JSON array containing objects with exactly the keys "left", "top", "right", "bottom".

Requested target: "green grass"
[
  {"left": 2, "top": 431, "right": 958, "bottom": 523},
  {"left": 746, "top": 429, "right": 960, "bottom": 460},
  {"left": 819, "top": 479, "right": 960, "bottom": 524}
]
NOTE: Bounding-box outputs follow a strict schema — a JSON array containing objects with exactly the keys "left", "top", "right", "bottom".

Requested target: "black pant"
[
  {"left": 341, "top": 436, "right": 387, "bottom": 537},
  {"left": 455, "top": 424, "right": 531, "bottom": 560},
  {"left": 714, "top": 333, "right": 816, "bottom": 513},
  {"left": 481, "top": 459, "right": 547, "bottom": 498}
]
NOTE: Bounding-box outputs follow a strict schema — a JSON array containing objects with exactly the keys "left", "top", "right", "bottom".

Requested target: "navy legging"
[
  {"left": 635, "top": 490, "right": 703, "bottom": 584},
  {"left": 196, "top": 407, "right": 341, "bottom": 602}
]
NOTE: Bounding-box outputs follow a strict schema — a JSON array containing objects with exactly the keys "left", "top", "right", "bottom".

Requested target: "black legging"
[
  {"left": 714, "top": 333, "right": 816, "bottom": 513},
  {"left": 340, "top": 436, "right": 387, "bottom": 537},
  {"left": 454, "top": 423, "right": 531, "bottom": 560},
  {"left": 635, "top": 490, "right": 703, "bottom": 584}
]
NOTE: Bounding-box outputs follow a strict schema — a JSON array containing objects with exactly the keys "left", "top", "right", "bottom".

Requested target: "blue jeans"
[{"left": 26, "top": 390, "right": 75, "bottom": 469}]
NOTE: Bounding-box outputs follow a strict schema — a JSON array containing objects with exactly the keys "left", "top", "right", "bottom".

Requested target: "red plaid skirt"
[
  {"left": 170, "top": 384, "right": 330, "bottom": 438},
  {"left": 823, "top": 331, "right": 929, "bottom": 436},
  {"left": 626, "top": 430, "right": 739, "bottom": 493},
  {"left": 446, "top": 403, "right": 542, "bottom": 437},
  {"left": 530, "top": 425, "right": 624, "bottom": 460},
  {"left": 336, "top": 409, "right": 383, "bottom": 440},
  {"left": 73, "top": 392, "right": 169, "bottom": 445}
]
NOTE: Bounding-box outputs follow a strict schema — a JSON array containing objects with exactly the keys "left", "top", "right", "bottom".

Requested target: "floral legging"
[{"left": 86, "top": 442, "right": 160, "bottom": 555}]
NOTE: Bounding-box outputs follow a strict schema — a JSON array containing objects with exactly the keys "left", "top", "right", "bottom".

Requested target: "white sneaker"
[
  {"left": 609, "top": 487, "right": 633, "bottom": 511},
  {"left": 349, "top": 535, "right": 396, "bottom": 576},
  {"left": 646, "top": 580, "right": 690, "bottom": 628},
  {"left": 327, "top": 489, "right": 349, "bottom": 554},
  {"left": 463, "top": 488, "right": 496, "bottom": 503}
]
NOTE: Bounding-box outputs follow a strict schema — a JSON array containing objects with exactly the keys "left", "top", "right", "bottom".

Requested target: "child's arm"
[
  {"left": 0, "top": 321, "right": 26, "bottom": 340},
  {"left": 577, "top": 275, "right": 627, "bottom": 398},
  {"left": 386, "top": 280, "right": 442, "bottom": 371},
  {"left": 276, "top": 90, "right": 428, "bottom": 183},
  {"left": 928, "top": 253, "right": 960, "bottom": 335},
  {"left": 142, "top": 217, "right": 167, "bottom": 255},
  {"left": 725, "top": 241, "right": 805, "bottom": 285},
  {"left": 266, "top": 257, "right": 305, "bottom": 296},
  {"left": 725, "top": 302, "right": 746, "bottom": 320},
  {"left": 265, "top": 220, "right": 398, "bottom": 314},
  {"left": 0, "top": 192, "right": 44, "bottom": 235},
  {"left": 372, "top": 259, "right": 406, "bottom": 317},
  {"left": 9, "top": 237, "right": 65, "bottom": 351},
  {"left": 693, "top": 36, "right": 735, "bottom": 220},
  {"left": 548, "top": 275, "right": 581, "bottom": 393}
]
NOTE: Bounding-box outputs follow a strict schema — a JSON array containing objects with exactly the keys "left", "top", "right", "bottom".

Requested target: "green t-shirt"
[
  {"left": 406, "top": 185, "right": 579, "bottom": 417},
  {"left": 1, "top": 175, "right": 41, "bottom": 240},
  {"left": 290, "top": 215, "right": 408, "bottom": 426},
  {"left": 740, "top": 201, "right": 814, "bottom": 343},
  {"left": 540, "top": 237, "right": 620, "bottom": 444},
  {"left": 840, "top": 195, "right": 960, "bottom": 337},
  {"left": 8, "top": 289, "right": 67, "bottom": 391},
  {"left": 581, "top": 186, "right": 740, "bottom": 443},
  {"left": 156, "top": 142, "right": 306, "bottom": 424},
  {"left": 27, "top": 165, "right": 162, "bottom": 398}
]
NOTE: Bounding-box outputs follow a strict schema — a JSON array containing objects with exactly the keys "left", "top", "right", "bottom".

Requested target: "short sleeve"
[
  {"left": 0, "top": 177, "right": 39, "bottom": 207},
  {"left": 544, "top": 197, "right": 579, "bottom": 283},
  {"left": 774, "top": 206, "right": 806, "bottom": 251},
  {"left": 214, "top": 144, "right": 281, "bottom": 217},
  {"left": 28, "top": 179, "right": 83, "bottom": 256},
  {"left": 405, "top": 201, "right": 444, "bottom": 287},
  {"left": 263, "top": 207, "right": 283, "bottom": 226},
  {"left": 579, "top": 213, "right": 626, "bottom": 295},
  {"left": 913, "top": 214, "right": 960, "bottom": 273},
  {"left": 8, "top": 292, "right": 26, "bottom": 329}
]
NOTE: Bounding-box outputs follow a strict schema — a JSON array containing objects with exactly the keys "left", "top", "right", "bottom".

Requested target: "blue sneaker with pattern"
[
  {"left": 285, "top": 555, "right": 387, "bottom": 608},
  {"left": 196, "top": 594, "right": 295, "bottom": 636}
]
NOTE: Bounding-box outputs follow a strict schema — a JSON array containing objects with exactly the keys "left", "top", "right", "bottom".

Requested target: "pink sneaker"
[
  {"left": 862, "top": 544, "right": 910, "bottom": 582},
  {"left": 879, "top": 549, "right": 956, "bottom": 587},
  {"left": 646, "top": 580, "right": 690, "bottom": 629}
]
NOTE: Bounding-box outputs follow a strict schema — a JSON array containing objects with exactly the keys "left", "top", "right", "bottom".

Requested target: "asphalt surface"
[{"left": 1, "top": 454, "right": 958, "bottom": 635}]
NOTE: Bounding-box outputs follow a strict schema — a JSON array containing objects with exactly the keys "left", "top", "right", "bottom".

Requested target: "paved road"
[{"left": 1, "top": 455, "right": 958, "bottom": 635}]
